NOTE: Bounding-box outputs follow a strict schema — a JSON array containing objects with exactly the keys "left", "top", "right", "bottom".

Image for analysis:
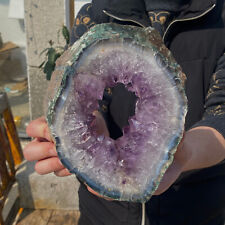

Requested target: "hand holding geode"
[{"left": 45, "top": 23, "right": 187, "bottom": 202}]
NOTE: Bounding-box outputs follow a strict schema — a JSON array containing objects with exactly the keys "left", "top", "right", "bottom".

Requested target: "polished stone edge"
[{"left": 46, "top": 23, "right": 187, "bottom": 202}]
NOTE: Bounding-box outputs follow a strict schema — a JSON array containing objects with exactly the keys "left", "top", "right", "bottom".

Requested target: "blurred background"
[{"left": 0, "top": 0, "right": 28, "bottom": 138}]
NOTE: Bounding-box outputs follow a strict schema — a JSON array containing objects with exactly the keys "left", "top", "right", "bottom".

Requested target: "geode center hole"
[{"left": 98, "top": 83, "right": 138, "bottom": 140}]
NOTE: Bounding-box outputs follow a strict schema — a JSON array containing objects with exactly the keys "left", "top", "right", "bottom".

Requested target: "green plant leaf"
[
  {"left": 62, "top": 25, "right": 70, "bottom": 44},
  {"left": 48, "top": 48, "right": 57, "bottom": 65},
  {"left": 39, "top": 61, "right": 46, "bottom": 68},
  {"left": 44, "top": 61, "right": 55, "bottom": 80},
  {"left": 54, "top": 52, "right": 62, "bottom": 61},
  {"left": 40, "top": 47, "right": 50, "bottom": 56}
]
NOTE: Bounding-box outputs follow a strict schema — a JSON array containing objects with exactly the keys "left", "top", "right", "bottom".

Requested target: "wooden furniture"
[{"left": 0, "top": 92, "right": 23, "bottom": 225}]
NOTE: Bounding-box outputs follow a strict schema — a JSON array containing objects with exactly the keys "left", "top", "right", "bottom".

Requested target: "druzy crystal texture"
[{"left": 46, "top": 23, "right": 187, "bottom": 202}]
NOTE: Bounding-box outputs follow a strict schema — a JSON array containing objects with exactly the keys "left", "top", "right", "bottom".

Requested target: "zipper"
[
  {"left": 103, "top": 10, "right": 145, "bottom": 28},
  {"left": 163, "top": 4, "right": 216, "bottom": 42},
  {"left": 103, "top": 4, "right": 216, "bottom": 43}
]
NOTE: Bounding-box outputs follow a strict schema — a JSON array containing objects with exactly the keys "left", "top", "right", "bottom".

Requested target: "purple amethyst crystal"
[{"left": 46, "top": 23, "right": 187, "bottom": 202}]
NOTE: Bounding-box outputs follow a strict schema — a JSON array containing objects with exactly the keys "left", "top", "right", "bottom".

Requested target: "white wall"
[
  {"left": 0, "top": 0, "right": 25, "bottom": 46},
  {"left": 0, "top": 0, "right": 91, "bottom": 45},
  {"left": 0, "top": 0, "right": 27, "bottom": 76},
  {"left": 75, "top": 0, "right": 91, "bottom": 17},
  {"left": 0, "top": 0, "right": 91, "bottom": 47}
]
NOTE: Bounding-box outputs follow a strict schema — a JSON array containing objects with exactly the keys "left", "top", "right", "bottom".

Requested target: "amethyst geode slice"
[{"left": 46, "top": 23, "right": 187, "bottom": 202}]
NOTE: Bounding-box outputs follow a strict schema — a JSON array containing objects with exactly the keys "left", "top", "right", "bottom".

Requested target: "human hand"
[
  {"left": 153, "top": 134, "right": 187, "bottom": 195},
  {"left": 24, "top": 116, "right": 71, "bottom": 176},
  {"left": 154, "top": 126, "right": 225, "bottom": 195}
]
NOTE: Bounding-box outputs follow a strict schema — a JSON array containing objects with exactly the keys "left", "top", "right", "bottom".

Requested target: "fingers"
[
  {"left": 35, "top": 157, "right": 65, "bottom": 175},
  {"left": 25, "top": 117, "right": 72, "bottom": 177},
  {"left": 153, "top": 136, "right": 186, "bottom": 195},
  {"left": 23, "top": 139, "right": 57, "bottom": 161},
  {"left": 54, "top": 168, "right": 72, "bottom": 177},
  {"left": 24, "top": 138, "right": 70, "bottom": 176},
  {"left": 153, "top": 159, "right": 183, "bottom": 195},
  {"left": 86, "top": 185, "right": 113, "bottom": 201},
  {"left": 26, "top": 116, "right": 52, "bottom": 141}
]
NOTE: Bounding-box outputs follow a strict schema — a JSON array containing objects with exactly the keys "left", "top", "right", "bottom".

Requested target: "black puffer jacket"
[{"left": 70, "top": 1, "right": 225, "bottom": 224}]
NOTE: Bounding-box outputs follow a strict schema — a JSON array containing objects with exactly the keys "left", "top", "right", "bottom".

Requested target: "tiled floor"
[{"left": 13, "top": 209, "right": 80, "bottom": 225}]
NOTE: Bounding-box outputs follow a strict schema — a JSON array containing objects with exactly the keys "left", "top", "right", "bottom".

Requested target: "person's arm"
[
  {"left": 182, "top": 127, "right": 225, "bottom": 171},
  {"left": 154, "top": 51, "right": 225, "bottom": 195},
  {"left": 183, "top": 51, "right": 225, "bottom": 170},
  {"left": 154, "top": 126, "right": 225, "bottom": 195},
  {"left": 185, "top": 52, "right": 225, "bottom": 169},
  {"left": 191, "top": 52, "right": 225, "bottom": 139}
]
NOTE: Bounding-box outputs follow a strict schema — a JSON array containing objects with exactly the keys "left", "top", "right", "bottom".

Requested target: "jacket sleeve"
[
  {"left": 69, "top": 2, "right": 110, "bottom": 45},
  {"left": 69, "top": 3, "right": 96, "bottom": 45},
  {"left": 192, "top": 51, "right": 225, "bottom": 138}
]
